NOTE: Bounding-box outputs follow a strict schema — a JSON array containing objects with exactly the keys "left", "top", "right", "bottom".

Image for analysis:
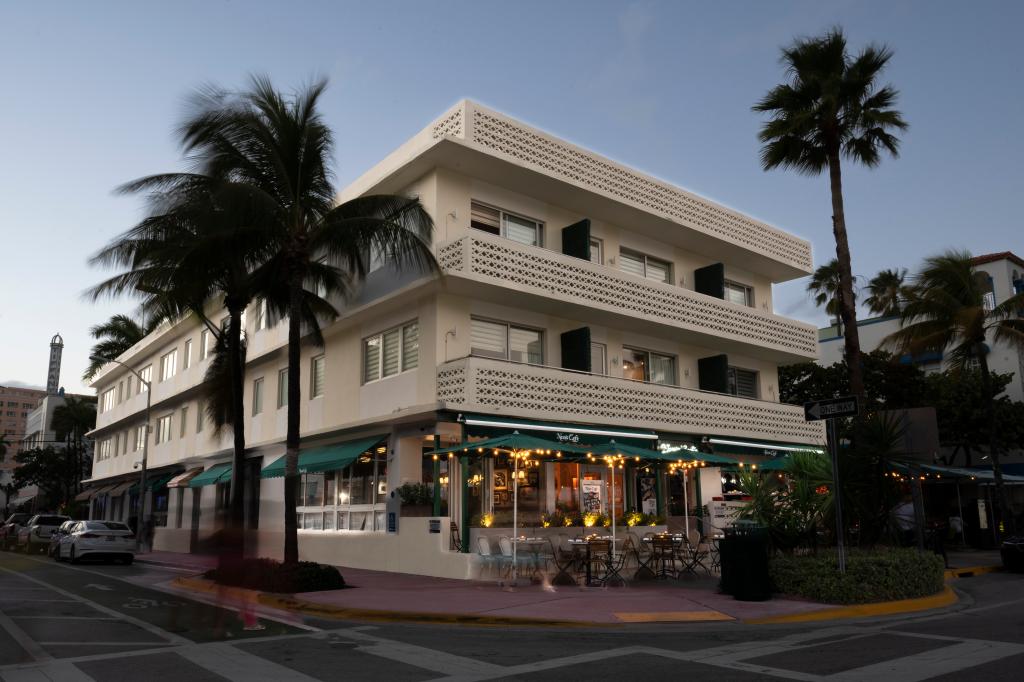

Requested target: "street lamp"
[{"left": 91, "top": 356, "right": 150, "bottom": 552}]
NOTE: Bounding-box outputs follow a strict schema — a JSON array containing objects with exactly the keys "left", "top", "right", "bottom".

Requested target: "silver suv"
[{"left": 16, "top": 514, "right": 71, "bottom": 553}]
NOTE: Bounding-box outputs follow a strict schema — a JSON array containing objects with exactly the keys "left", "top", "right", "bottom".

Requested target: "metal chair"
[
  {"left": 476, "top": 535, "right": 501, "bottom": 578},
  {"left": 450, "top": 521, "right": 463, "bottom": 552}
]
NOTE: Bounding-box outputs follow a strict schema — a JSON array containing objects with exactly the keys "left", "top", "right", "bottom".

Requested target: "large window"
[
  {"left": 622, "top": 347, "right": 676, "bottom": 386},
  {"left": 724, "top": 280, "right": 754, "bottom": 307},
  {"left": 138, "top": 365, "right": 152, "bottom": 393},
  {"left": 363, "top": 321, "right": 419, "bottom": 383},
  {"left": 155, "top": 414, "right": 172, "bottom": 444},
  {"left": 179, "top": 406, "right": 188, "bottom": 438},
  {"left": 470, "top": 318, "right": 543, "bottom": 364},
  {"left": 277, "top": 368, "right": 288, "bottom": 408},
  {"left": 200, "top": 329, "right": 212, "bottom": 360},
  {"left": 310, "top": 355, "right": 325, "bottom": 398},
  {"left": 296, "top": 443, "right": 388, "bottom": 532},
  {"left": 97, "top": 438, "right": 112, "bottom": 461},
  {"left": 254, "top": 299, "right": 268, "bottom": 331},
  {"left": 183, "top": 339, "right": 192, "bottom": 370},
  {"left": 252, "top": 377, "right": 264, "bottom": 415},
  {"left": 727, "top": 367, "right": 759, "bottom": 399},
  {"left": 134, "top": 425, "right": 145, "bottom": 452},
  {"left": 159, "top": 349, "right": 177, "bottom": 382},
  {"left": 470, "top": 201, "right": 543, "bottom": 247},
  {"left": 196, "top": 401, "right": 204, "bottom": 433},
  {"left": 619, "top": 248, "right": 672, "bottom": 284},
  {"left": 100, "top": 388, "right": 116, "bottom": 413}
]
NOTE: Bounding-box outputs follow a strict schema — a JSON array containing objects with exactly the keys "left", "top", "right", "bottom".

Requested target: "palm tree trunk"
[
  {"left": 978, "top": 353, "right": 1016, "bottom": 535},
  {"left": 226, "top": 307, "right": 247, "bottom": 547},
  {"left": 283, "top": 281, "right": 303, "bottom": 564},
  {"left": 827, "top": 151, "right": 865, "bottom": 402}
]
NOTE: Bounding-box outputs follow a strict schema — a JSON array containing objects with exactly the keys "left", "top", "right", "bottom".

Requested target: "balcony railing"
[
  {"left": 438, "top": 232, "right": 819, "bottom": 361},
  {"left": 437, "top": 356, "right": 825, "bottom": 445}
]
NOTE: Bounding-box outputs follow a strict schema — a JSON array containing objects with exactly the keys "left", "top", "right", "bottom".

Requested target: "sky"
[{"left": 1, "top": 1, "right": 1021, "bottom": 393}]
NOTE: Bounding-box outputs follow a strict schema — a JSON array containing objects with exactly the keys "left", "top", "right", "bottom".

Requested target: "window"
[
  {"left": 180, "top": 406, "right": 188, "bottom": 438},
  {"left": 254, "top": 299, "right": 268, "bottom": 331},
  {"left": 100, "top": 388, "right": 116, "bottom": 413},
  {"left": 297, "top": 442, "right": 387, "bottom": 532},
  {"left": 619, "top": 248, "right": 672, "bottom": 284},
  {"left": 120, "top": 431, "right": 128, "bottom": 455},
  {"left": 113, "top": 432, "right": 121, "bottom": 456},
  {"left": 126, "top": 375, "right": 133, "bottom": 396},
  {"left": 196, "top": 402, "right": 204, "bottom": 433},
  {"left": 470, "top": 318, "right": 543, "bottom": 364},
  {"left": 362, "top": 321, "right": 419, "bottom": 383},
  {"left": 252, "top": 377, "right": 264, "bottom": 415},
  {"left": 155, "top": 415, "right": 172, "bottom": 444},
  {"left": 183, "top": 339, "right": 192, "bottom": 369},
  {"left": 200, "top": 329, "right": 212, "bottom": 360},
  {"left": 727, "top": 367, "right": 759, "bottom": 399},
  {"left": 590, "top": 343, "right": 607, "bottom": 375},
  {"left": 97, "top": 439, "right": 112, "bottom": 461},
  {"left": 134, "top": 425, "right": 145, "bottom": 452},
  {"left": 589, "top": 237, "right": 603, "bottom": 264},
  {"left": 138, "top": 366, "right": 152, "bottom": 393},
  {"left": 310, "top": 356, "right": 325, "bottom": 398},
  {"left": 117, "top": 381, "right": 124, "bottom": 404},
  {"left": 470, "top": 201, "right": 543, "bottom": 247},
  {"left": 724, "top": 280, "right": 754, "bottom": 307},
  {"left": 622, "top": 347, "right": 676, "bottom": 386},
  {"left": 159, "top": 350, "right": 177, "bottom": 382},
  {"left": 277, "top": 369, "right": 288, "bottom": 408}
]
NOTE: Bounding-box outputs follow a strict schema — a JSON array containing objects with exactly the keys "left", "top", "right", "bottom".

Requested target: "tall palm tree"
[
  {"left": 883, "top": 250, "right": 1024, "bottom": 533},
  {"left": 807, "top": 259, "right": 850, "bottom": 332},
  {"left": 178, "top": 76, "right": 436, "bottom": 563},
  {"left": 754, "top": 28, "right": 908, "bottom": 402},
  {"left": 52, "top": 396, "right": 97, "bottom": 501},
  {"left": 865, "top": 268, "right": 908, "bottom": 317},
  {"left": 82, "top": 314, "right": 157, "bottom": 381},
  {"left": 90, "top": 173, "right": 274, "bottom": 538}
]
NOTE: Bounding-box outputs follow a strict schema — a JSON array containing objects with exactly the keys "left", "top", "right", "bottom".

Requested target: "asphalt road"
[{"left": 0, "top": 550, "right": 1021, "bottom": 681}]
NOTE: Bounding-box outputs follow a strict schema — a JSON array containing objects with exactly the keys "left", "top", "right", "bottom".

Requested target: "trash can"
[{"left": 719, "top": 523, "right": 771, "bottom": 601}]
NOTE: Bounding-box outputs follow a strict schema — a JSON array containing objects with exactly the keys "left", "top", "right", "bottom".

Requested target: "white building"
[
  {"left": 85, "top": 101, "right": 824, "bottom": 578},
  {"left": 819, "top": 252, "right": 1024, "bottom": 403}
]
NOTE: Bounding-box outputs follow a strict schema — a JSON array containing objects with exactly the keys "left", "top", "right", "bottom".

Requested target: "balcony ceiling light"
[
  {"left": 708, "top": 437, "right": 824, "bottom": 453},
  {"left": 461, "top": 417, "right": 657, "bottom": 440}
]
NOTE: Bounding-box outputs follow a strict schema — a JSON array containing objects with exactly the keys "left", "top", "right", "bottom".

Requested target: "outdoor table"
[
  {"left": 514, "top": 537, "right": 549, "bottom": 575},
  {"left": 643, "top": 534, "right": 685, "bottom": 579},
  {"left": 568, "top": 537, "right": 621, "bottom": 586}
]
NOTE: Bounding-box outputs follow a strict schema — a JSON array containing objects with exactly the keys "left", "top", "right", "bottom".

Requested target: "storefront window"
[{"left": 296, "top": 443, "right": 388, "bottom": 532}]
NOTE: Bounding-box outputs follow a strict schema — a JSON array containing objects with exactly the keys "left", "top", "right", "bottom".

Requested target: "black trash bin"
[{"left": 719, "top": 523, "right": 771, "bottom": 601}]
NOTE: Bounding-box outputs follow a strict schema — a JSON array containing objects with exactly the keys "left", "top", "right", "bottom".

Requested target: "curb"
[
  {"left": 171, "top": 577, "right": 601, "bottom": 628},
  {"left": 743, "top": 585, "right": 958, "bottom": 625},
  {"left": 945, "top": 564, "right": 1003, "bottom": 579}
]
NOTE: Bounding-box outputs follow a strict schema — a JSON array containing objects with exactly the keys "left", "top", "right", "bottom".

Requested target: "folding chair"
[{"left": 450, "top": 521, "right": 463, "bottom": 553}]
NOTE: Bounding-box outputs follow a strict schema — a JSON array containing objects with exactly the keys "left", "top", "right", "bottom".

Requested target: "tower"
[{"left": 46, "top": 333, "right": 63, "bottom": 395}]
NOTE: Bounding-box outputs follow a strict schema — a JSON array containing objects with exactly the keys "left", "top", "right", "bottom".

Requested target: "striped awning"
[{"left": 167, "top": 468, "right": 203, "bottom": 488}]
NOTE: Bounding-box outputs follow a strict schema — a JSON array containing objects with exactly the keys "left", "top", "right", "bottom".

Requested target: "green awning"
[
  {"left": 148, "top": 473, "right": 176, "bottom": 491},
  {"left": 188, "top": 463, "right": 233, "bottom": 488},
  {"left": 260, "top": 435, "right": 387, "bottom": 479}
]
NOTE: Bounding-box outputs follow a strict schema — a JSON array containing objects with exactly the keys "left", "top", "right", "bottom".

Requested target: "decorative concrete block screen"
[
  {"left": 431, "top": 102, "right": 813, "bottom": 274},
  {"left": 437, "top": 357, "right": 826, "bottom": 444},
  {"left": 438, "top": 233, "right": 819, "bottom": 360}
]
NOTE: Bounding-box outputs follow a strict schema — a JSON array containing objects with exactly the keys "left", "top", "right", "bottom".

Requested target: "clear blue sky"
[{"left": 2, "top": 1, "right": 1021, "bottom": 392}]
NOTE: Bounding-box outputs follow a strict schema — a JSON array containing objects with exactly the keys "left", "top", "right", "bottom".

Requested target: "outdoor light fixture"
[
  {"left": 707, "top": 437, "right": 825, "bottom": 454},
  {"left": 459, "top": 417, "right": 657, "bottom": 440}
]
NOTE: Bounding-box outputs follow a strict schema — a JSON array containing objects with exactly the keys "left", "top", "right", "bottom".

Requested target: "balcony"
[
  {"left": 437, "top": 356, "right": 826, "bottom": 445},
  {"left": 438, "top": 231, "right": 819, "bottom": 363}
]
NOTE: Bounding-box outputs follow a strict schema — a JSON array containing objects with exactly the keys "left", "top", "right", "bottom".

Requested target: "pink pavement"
[{"left": 140, "top": 550, "right": 831, "bottom": 624}]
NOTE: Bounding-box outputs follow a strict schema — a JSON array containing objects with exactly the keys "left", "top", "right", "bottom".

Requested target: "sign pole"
[{"left": 828, "top": 417, "right": 846, "bottom": 573}]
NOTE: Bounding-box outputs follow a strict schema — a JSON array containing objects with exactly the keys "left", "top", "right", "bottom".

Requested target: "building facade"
[
  {"left": 85, "top": 101, "right": 825, "bottom": 577},
  {"left": 819, "top": 252, "right": 1024, "bottom": 403}
]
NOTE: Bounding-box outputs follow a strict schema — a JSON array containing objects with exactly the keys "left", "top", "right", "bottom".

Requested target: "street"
[{"left": 0, "top": 552, "right": 1021, "bottom": 681}]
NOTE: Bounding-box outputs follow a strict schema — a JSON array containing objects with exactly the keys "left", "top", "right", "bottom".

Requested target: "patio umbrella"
[
  {"left": 428, "top": 431, "right": 590, "bottom": 584},
  {"left": 589, "top": 441, "right": 663, "bottom": 558}
]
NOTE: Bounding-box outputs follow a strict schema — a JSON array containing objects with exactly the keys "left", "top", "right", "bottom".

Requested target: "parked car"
[
  {"left": 1, "top": 513, "right": 31, "bottom": 551},
  {"left": 16, "top": 514, "right": 71, "bottom": 553},
  {"left": 1002, "top": 536, "right": 1024, "bottom": 572},
  {"left": 48, "top": 520, "right": 78, "bottom": 558},
  {"left": 57, "top": 520, "right": 135, "bottom": 564}
]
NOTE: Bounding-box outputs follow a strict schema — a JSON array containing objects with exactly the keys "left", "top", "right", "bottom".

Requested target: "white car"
[{"left": 57, "top": 520, "right": 135, "bottom": 565}]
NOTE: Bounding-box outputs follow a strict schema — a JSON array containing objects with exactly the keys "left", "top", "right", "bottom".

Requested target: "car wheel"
[{"left": 70, "top": 547, "right": 79, "bottom": 565}]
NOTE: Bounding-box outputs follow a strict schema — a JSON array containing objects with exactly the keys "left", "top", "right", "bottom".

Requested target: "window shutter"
[
  {"left": 504, "top": 214, "right": 540, "bottom": 246},
  {"left": 694, "top": 263, "right": 725, "bottom": 299},
  {"left": 402, "top": 323, "right": 419, "bottom": 371},
  {"left": 470, "top": 319, "right": 507, "bottom": 359},
  {"left": 363, "top": 337, "right": 381, "bottom": 382},
  {"left": 382, "top": 329, "right": 401, "bottom": 376},
  {"left": 734, "top": 368, "right": 758, "bottom": 398},
  {"left": 645, "top": 258, "right": 671, "bottom": 284},
  {"left": 560, "top": 219, "right": 591, "bottom": 260},
  {"left": 560, "top": 327, "right": 592, "bottom": 372},
  {"left": 619, "top": 250, "right": 645, "bottom": 278},
  {"left": 470, "top": 202, "right": 500, "bottom": 235},
  {"left": 698, "top": 354, "right": 729, "bottom": 393},
  {"left": 312, "top": 357, "right": 325, "bottom": 396}
]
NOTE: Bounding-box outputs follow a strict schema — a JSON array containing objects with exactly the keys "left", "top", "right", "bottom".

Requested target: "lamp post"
[{"left": 92, "top": 357, "right": 150, "bottom": 552}]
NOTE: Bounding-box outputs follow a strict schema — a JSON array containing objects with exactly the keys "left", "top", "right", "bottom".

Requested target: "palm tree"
[
  {"left": 883, "top": 250, "right": 1024, "bottom": 534},
  {"left": 51, "top": 396, "right": 97, "bottom": 502},
  {"left": 90, "top": 173, "right": 274, "bottom": 538},
  {"left": 807, "top": 259, "right": 850, "bottom": 332},
  {"left": 754, "top": 28, "right": 908, "bottom": 402},
  {"left": 178, "top": 76, "right": 436, "bottom": 563},
  {"left": 82, "top": 314, "right": 157, "bottom": 381},
  {"left": 865, "top": 268, "right": 908, "bottom": 317}
]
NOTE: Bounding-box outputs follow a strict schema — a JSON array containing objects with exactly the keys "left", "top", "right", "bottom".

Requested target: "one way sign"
[{"left": 804, "top": 396, "right": 859, "bottom": 421}]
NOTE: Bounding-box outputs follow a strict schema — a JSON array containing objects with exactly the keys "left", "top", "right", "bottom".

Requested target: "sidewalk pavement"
[{"left": 946, "top": 548, "right": 1002, "bottom": 569}]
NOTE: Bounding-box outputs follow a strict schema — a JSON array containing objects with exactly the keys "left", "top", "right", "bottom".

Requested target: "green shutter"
[
  {"left": 560, "top": 327, "right": 592, "bottom": 372},
  {"left": 561, "top": 219, "right": 591, "bottom": 260},
  {"left": 698, "top": 354, "right": 729, "bottom": 393},
  {"left": 694, "top": 263, "right": 725, "bottom": 299}
]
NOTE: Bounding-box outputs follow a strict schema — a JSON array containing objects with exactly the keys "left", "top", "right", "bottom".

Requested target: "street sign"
[{"left": 804, "top": 396, "right": 859, "bottom": 422}]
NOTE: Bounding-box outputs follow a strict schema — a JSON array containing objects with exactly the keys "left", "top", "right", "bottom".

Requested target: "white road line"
[
  {"left": 335, "top": 628, "right": 503, "bottom": 676},
  {"left": 177, "top": 643, "right": 322, "bottom": 682},
  {"left": 0, "top": 566, "right": 188, "bottom": 646},
  {"left": 830, "top": 639, "right": 1024, "bottom": 681},
  {"left": 1, "top": 661, "right": 93, "bottom": 681},
  {"left": 11, "top": 617, "right": 120, "bottom": 621},
  {"left": 0, "top": 610, "right": 51, "bottom": 663},
  {"left": 34, "top": 642, "right": 172, "bottom": 647}
]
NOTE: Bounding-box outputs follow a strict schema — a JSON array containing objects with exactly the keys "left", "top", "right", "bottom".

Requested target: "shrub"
[
  {"left": 206, "top": 557, "right": 345, "bottom": 593},
  {"left": 770, "top": 548, "right": 944, "bottom": 604},
  {"left": 395, "top": 482, "right": 433, "bottom": 506}
]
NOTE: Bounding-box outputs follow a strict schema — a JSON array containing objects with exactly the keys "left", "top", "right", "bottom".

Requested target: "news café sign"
[{"left": 554, "top": 432, "right": 580, "bottom": 444}]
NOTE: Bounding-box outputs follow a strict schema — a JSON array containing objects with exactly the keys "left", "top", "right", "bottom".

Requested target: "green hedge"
[
  {"left": 770, "top": 548, "right": 944, "bottom": 604},
  {"left": 206, "top": 558, "right": 345, "bottom": 593}
]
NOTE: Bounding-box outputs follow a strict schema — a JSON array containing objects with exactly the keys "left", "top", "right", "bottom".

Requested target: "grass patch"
[
  {"left": 206, "top": 557, "right": 345, "bottom": 593},
  {"left": 770, "top": 548, "right": 944, "bottom": 604}
]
